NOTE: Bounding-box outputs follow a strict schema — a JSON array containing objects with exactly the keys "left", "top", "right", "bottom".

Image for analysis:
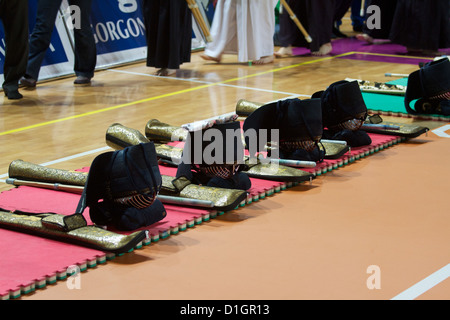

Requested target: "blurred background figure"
[
  {"left": 20, "top": 0, "right": 96, "bottom": 88},
  {"left": 275, "top": 0, "right": 335, "bottom": 57},
  {"left": 333, "top": 0, "right": 368, "bottom": 38},
  {"left": 355, "top": 0, "right": 397, "bottom": 44},
  {"left": 142, "top": 0, "right": 192, "bottom": 76},
  {"left": 389, "top": 0, "right": 450, "bottom": 56},
  {"left": 200, "top": 0, "right": 278, "bottom": 65}
]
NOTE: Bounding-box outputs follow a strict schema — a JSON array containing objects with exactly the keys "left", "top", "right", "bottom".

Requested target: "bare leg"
[
  {"left": 274, "top": 45, "right": 293, "bottom": 58},
  {"left": 311, "top": 43, "right": 332, "bottom": 56},
  {"left": 356, "top": 33, "right": 374, "bottom": 44},
  {"left": 200, "top": 53, "right": 222, "bottom": 63},
  {"left": 356, "top": 33, "right": 391, "bottom": 45},
  {"left": 252, "top": 55, "right": 275, "bottom": 65}
]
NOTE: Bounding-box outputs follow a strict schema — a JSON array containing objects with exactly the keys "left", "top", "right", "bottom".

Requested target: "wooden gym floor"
[{"left": 0, "top": 21, "right": 449, "bottom": 300}]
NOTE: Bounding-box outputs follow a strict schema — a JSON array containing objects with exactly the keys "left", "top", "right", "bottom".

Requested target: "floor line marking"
[
  {"left": 391, "top": 264, "right": 450, "bottom": 300},
  {"left": 0, "top": 52, "right": 353, "bottom": 137},
  {"left": 350, "top": 51, "right": 434, "bottom": 60},
  {"left": 431, "top": 124, "right": 450, "bottom": 138},
  {"left": 220, "top": 52, "right": 355, "bottom": 84},
  {"left": 106, "top": 68, "right": 310, "bottom": 97},
  {"left": 40, "top": 146, "right": 111, "bottom": 166},
  {"left": 0, "top": 146, "right": 111, "bottom": 182}
]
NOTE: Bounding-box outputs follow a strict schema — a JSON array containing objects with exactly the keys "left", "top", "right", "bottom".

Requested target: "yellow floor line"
[{"left": 0, "top": 52, "right": 355, "bottom": 137}]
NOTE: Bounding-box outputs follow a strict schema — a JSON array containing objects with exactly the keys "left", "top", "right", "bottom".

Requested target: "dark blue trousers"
[{"left": 26, "top": 0, "right": 96, "bottom": 80}]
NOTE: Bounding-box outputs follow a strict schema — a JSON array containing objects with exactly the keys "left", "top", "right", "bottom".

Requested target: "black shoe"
[
  {"left": 4, "top": 88, "right": 23, "bottom": 100},
  {"left": 74, "top": 76, "right": 91, "bottom": 85},
  {"left": 20, "top": 76, "right": 37, "bottom": 88}
]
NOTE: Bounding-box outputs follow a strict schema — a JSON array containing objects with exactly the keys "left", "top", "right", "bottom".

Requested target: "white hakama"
[{"left": 204, "top": 0, "right": 278, "bottom": 62}]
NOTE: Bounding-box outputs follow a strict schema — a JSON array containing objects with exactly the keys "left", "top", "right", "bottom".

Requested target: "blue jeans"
[{"left": 26, "top": 0, "right": 96, "bottom": 80}]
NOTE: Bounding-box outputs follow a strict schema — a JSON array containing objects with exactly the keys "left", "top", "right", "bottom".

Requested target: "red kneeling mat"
[{"left": 0, "top": 133, "right": 401, "bottom": 299}]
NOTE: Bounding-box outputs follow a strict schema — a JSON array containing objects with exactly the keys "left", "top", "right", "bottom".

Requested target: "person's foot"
[
  {"left": 356, "top": 33, "right": 391, "bottom": 45},
  {"left": 155, "top": 68, "right": 177, "bottom": 76},
  {"left": 311, "top": 43, "right": 332, "bottom": 56},
  {"left": 356, "top": 33, "right": 374, "bottom": 44},
  {"left": 74, "top": 76, "right": 91, "bottom": 85},
  {"left": 200, "top": 53, "right": 221, "bottom": 63},
  {"left": 274, "top": 46, "right": 293, "bottom": 57},
  {"left": 20, "top": 76, "right": 37, "bottom": 88},
  {"left": 4, "top": 88, "right": 23, "bottom": 100},
  {"left": 252, "top": 55, "right": 275, "bottom": 65}
]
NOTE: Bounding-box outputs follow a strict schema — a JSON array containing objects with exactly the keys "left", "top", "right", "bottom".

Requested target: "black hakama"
[
  {"left": 363, "top": 0, "right": 398, "bottom": 39},
  {"left": 389, "top": 0, "right": 450, "bottom": 51},
  {"left": 142, "top": 0, "right": 192, "bottom": 69},
  {"left": 278, "top": 0, "right": 335, "bottom": 52},
  {"left": 0, "top": 0, "right": 29, "bottom": 94},
  {"left": 333, "top": 0, "right": 353, "bottom": 24}
]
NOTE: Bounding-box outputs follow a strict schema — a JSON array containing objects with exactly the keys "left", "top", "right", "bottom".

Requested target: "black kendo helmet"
[{"left": 76, "top": 142, "right": 166, "bottom": 231}]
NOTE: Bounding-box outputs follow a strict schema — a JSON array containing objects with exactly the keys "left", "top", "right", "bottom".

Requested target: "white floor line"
[
  {"left": 431, "top": 124, "right": 450, "bottom": 138},
  {"left": 0, "top": 146, "right": 111, "bottom": 181},
  {"left": 40, "top": 146, "right": 111, "bottom": 166},
  {"left": 391, "top": 264, "right": 450, "bottom": 300},
  {"left": 106, "top": 68, "right": 311, "bottom": 98}
]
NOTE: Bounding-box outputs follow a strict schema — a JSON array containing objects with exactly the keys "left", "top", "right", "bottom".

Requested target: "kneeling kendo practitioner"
[
  {"left": 76, "top": 142, "right": 167, "bottom": 231},
  {"left": 175, "top": 119, "right": 252, "bottom": 191},
  {"left": 404, "top": 57, "right": 450, "bottom": 116},
  {"left": 243, "top": 98, "right": 325, "bottom": 162},
  {"left": 312, "top": 80, "right": 371, "bottom": 147}
]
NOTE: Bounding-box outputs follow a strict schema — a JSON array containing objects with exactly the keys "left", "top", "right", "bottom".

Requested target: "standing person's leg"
[
  {"left": 357, "top": 0, "right": 397, "bottom": 44},
  {"left": 201, "top": 0, "right": 237, "bottom": 62},
  {"left": 351, "top": 0, "right": 365, "bottom": 31},
  {"left": 249, "top": 0, "right": 277, "bottom": 64},
  {"left": 143, "top": 0, "right": 191, "bottom": 76},
  {"left": 1, "top": 0, "right": 29, "bottom": 99},
  {"left": 279, "top": 0, "right": 302, "bottom": 46},
  {"left": 333, "top": 0, "right": 352, "bottom": 37},
  {"left": 142, "top": 0, "right": 163, "bottom": 71},
  {"left": 275, "top": 0, "right": 303, "bottom": 57},
  {"left": 70, "top": 0, "right": 96, "bottom": 84},
  {"left": 309, "top": 0, "right": 334, "bottom": 56},
  {"left": 21, "top": 0, "right": 62, "bottom": 87}
]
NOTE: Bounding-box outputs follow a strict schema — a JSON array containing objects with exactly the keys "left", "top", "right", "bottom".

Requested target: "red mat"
[{"left": 0, "top": 133, "right": 401, "bottom": 299}]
